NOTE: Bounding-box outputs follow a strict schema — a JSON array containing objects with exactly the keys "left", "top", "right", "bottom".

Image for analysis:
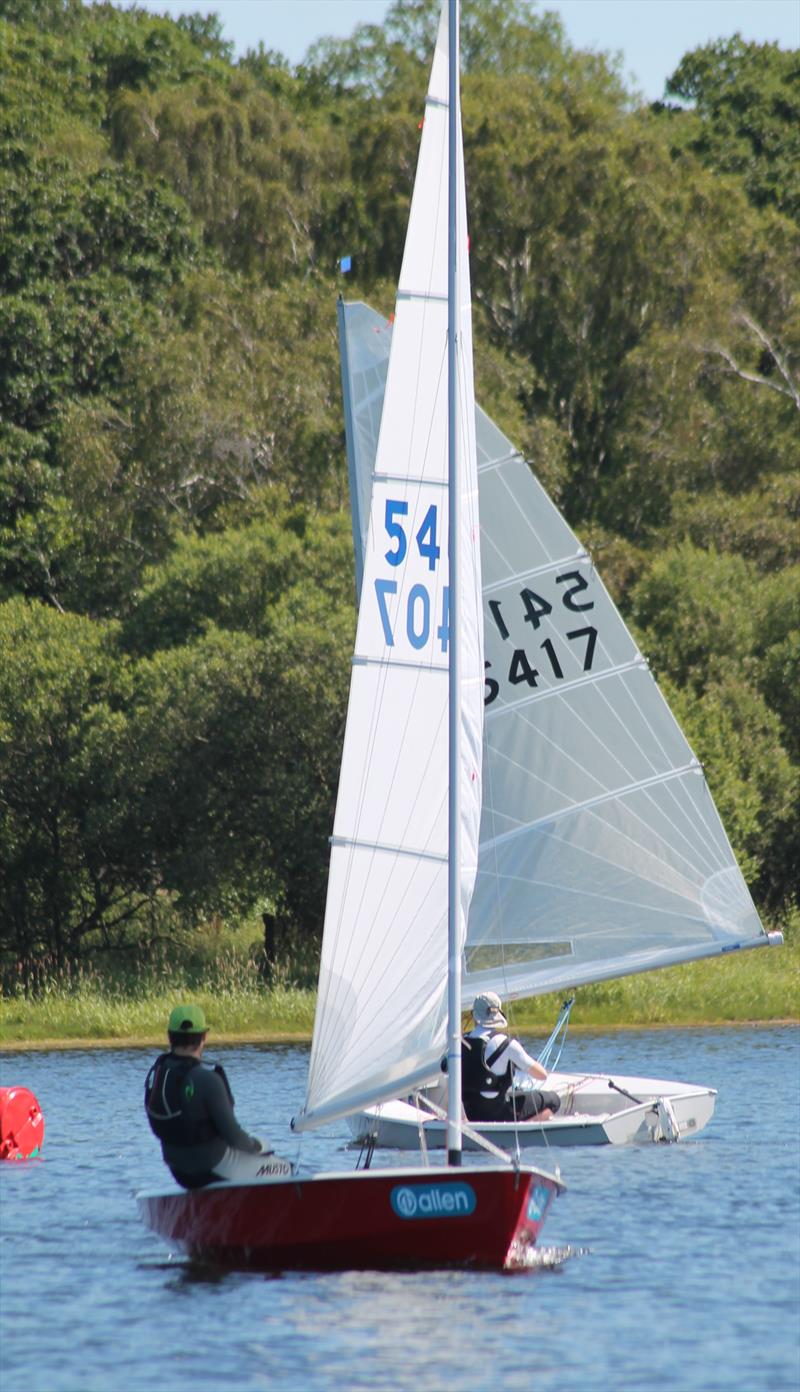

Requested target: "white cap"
[{"left": 472, "top": 992, "right": 507, "bottom": 1029}]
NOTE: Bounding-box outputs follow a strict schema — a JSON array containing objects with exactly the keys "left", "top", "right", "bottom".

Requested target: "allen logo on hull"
[
  {"left": 526, "top": 1184, "right": 552, "bottom": 1222},
  {"left": 391, "top": 1182, "right": 476, "bottom": 1219}
]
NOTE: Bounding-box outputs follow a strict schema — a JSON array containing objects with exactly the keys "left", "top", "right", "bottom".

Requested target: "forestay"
[
  {"left": 296, "top": 4, "right": 483, "bottom": 1133},
  {"left": 338, "top": 305, "right": 770, "bottom": 1010}
]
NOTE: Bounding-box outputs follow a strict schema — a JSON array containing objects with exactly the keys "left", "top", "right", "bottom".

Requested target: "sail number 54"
[
  {"left": 384, "top": 500, "right": 440, "bottom": 570},
  {"left": 377, "top": 500, "right": 448, "bottom": 650}
]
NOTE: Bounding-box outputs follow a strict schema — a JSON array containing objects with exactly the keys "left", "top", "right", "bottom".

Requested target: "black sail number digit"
[
  {"left": 484, "top": 660, "right": 499, "bottom": 707},
  {"left": 556, "top": 569, "right": 594, "bottom": 612}
]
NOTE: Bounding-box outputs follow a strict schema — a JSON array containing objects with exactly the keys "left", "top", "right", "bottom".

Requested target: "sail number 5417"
[{"left": 484, "top": 571, "right": 599, "bottom": 705}]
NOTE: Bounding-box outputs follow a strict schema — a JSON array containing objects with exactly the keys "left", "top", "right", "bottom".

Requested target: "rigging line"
[{"left": 454, "top": 314, "right": 495, "bottom": 1003}]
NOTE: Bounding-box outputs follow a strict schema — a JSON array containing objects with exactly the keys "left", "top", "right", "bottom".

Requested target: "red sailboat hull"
[{"left": 139, "top": 1164, "right": 563, "bottom": 1271}]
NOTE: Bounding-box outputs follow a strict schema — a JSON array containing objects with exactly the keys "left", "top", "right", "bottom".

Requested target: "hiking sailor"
[
  {"left": 462, "top": 992, "right": 561, "bottom": 1123},
  {"left": 144, "top": 1004, "right": 291, "bottom": 1188}
]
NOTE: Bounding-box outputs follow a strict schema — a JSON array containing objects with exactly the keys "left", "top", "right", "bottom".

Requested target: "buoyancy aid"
[
  {"left": 461, "top": 1034, "right": 514, "bottom": 1104},
  {"left": 144, "top": 1053, "right": 232, "bottom": 1147}
]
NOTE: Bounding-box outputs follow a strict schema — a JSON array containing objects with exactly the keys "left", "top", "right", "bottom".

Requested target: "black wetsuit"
[{"left": 145, "top": 1052, "right": 261, "bottom": 1188}]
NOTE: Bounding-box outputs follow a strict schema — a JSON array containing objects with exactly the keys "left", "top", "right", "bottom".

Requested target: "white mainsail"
[
  {"left": 338, "top": 303, "right": 772, "bottom": 1009},
  {"left": 297, "top": 2, "right": 483, "bottom": 1132}
]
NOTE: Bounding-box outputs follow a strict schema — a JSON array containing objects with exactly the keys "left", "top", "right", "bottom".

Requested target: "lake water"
[{"left": 1, "top": 1027, "right": 798, "bottom": 1392}]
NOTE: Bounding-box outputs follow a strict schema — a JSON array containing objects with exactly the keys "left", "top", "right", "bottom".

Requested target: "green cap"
[{"left": 168, "top": 1003, "right": 208, "bottom": 1034}]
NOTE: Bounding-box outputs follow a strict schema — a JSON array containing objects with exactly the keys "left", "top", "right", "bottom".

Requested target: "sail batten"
[
  {"left": 330, "top": 835, "right": 448, "bottom": 863},
  {"left": 396, "top": 289, "right": 450, "bottom": 303}
]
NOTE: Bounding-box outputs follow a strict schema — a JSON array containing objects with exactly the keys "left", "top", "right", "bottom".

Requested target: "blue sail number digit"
[
  {"left": 375, "top": 578, "right": 397, "bottom": 645},
  {"left": 384, "top": 500, "right": 408, "bottom": 566},
  {"left": 415, "top": 504, "right": 440, "bottom": 571},
  {"left": 407, "top": 585, "right": 431, "bottom": 649}
]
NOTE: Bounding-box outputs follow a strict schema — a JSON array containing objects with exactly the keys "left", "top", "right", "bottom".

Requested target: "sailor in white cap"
[{"left": 462, "top": 992, "right": 561, "bottom": 1123}]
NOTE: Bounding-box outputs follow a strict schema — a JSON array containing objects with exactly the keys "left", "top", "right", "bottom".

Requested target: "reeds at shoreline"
[{"left": 2, "top": 925, "right": 796, "bottom": 1048}]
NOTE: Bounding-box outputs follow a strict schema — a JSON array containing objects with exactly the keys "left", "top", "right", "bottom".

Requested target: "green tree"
[
  {"left": 0, "top": 598, "right": 142, "bottom": 969},
  {"left": 664, "top": 674, "right": 798, "bottom": 908},
  {"left": 664, "top": 36, "right": 800, "bottom": 224}
]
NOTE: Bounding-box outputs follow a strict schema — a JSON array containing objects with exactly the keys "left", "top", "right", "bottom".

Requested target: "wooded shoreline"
[{"left": 1, "top": 2, "right": 797, "bottom": 993}]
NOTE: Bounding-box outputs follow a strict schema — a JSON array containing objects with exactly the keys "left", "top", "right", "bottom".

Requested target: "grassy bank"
[{"left": 1, "top": 926, "right": 796, "bottom": 1050}]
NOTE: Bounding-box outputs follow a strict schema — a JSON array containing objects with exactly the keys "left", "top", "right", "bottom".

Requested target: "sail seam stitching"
[{"left": 483, "top": 760, "right": 702, "bottom": 849}]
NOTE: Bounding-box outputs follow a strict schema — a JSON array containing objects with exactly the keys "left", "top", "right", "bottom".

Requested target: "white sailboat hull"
[{"left": 347, "top": 1071, "right": 717, "bottom": 1149}]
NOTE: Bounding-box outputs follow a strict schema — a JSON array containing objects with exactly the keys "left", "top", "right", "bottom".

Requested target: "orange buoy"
[{"left": 0, "top": 1086, "right": 45, "bottom": 1159}]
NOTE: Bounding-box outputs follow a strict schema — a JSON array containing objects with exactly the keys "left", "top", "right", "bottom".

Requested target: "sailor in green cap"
[{"left": 144, "top": 1004, "right": 291, "bottom": 1187}]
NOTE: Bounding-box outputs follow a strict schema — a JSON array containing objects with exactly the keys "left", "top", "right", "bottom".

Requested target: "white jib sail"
[
  {"left": 337, "top": 303, "right": 771, "bottom": 1010},
  {"left": 297, "top": 1, "right": 483, "bottom": 1132}
]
